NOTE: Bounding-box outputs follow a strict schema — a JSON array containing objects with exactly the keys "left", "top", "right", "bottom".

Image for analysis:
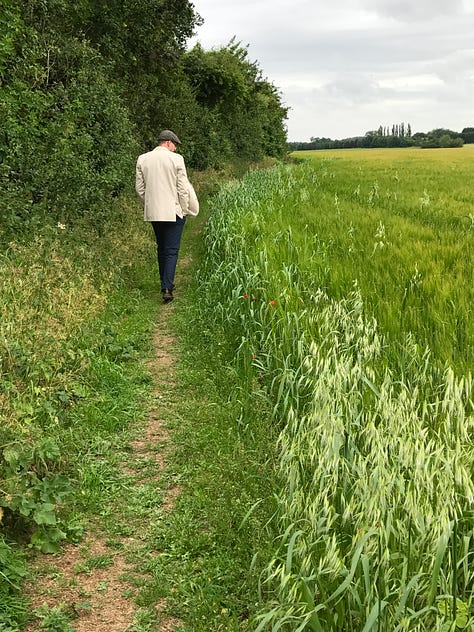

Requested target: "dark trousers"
[{"left": 151, "top": 216, "right": 186, "bottom": 291}]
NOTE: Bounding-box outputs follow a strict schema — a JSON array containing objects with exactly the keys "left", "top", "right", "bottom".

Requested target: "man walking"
[{"left": 135, "top": 130, "right": 198, "bottom": 303}]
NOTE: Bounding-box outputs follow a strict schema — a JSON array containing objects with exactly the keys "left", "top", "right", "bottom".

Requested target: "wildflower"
[
  {"left": 252, "top": 296, "right": 257, "bottom": 301},
  {"left": 252, "top": 354, "right": 257, "bottom": 360},
  {"left": 243, "top": 293, "right": 249, "bottom": 299},
  {"left": 57, "top": 222, "right": 66, "bottom": 230},
  {"left": 269, "top": 300, "right": 276, "bottom": 306}
]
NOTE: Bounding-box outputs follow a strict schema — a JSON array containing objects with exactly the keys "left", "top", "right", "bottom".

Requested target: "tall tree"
[
  {"left": 1, "top": 0, "right": 289, "bottom": 234},
  {"left": 183, "top": 41, "right": 287, "bottom": 167},
  {"left": 461, "top": 127, "right": 474, "bottom": 143}
]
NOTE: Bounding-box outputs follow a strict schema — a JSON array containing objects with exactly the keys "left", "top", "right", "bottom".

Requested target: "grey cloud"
[
  {"left": 362, "top": 0, "right": 464, "bottom": 21},
  {"left": 191, "top": 0, "right": 474, "bottom": 140},
  {"left": 428, "top": 49, "right": 474, "bottom": 83},
  {"left": 323, "top": 75, "right": 384, "bottom": 102},
  {"left": 253, "top": 16, "right": 474, "bottom": 80}
]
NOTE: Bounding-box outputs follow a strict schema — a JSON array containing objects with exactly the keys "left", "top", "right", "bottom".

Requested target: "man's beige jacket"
[{"left": 136, "top": 146, "right": 197, "bottom": 221}]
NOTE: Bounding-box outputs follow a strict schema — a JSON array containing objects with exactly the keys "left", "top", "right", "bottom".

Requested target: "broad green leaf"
[{"left": 33, "top": 503, "right": 56, "bottom": 525}]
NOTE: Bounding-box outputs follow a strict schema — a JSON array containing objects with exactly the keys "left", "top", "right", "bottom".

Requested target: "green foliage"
[
  {"left": 291, "top": 126, "right": 465, "bottom": 151},
  {"left": 0, "top": 537, "right": 28, "bottom": 630},
  {"left": 77, "top": 0, "right": 201, "bottom": 151},
  {"left": 0, "top": 0, "right": 21, "bottom": 79},
  {"left": 418, "top": 129, "right": 464, "bottom": 148},
  {"left": 197, "top": 156, "right": 474, "bottom": 629},
  {"left": 0, "top": 537, "right": 27, "bottom": 592},
  {"left": 439, "top": 134, "right": 464, "bottom": 148},
  {"left": 0, "top": 195, "right": 157, "bottom": 627},
  {"left": 33, "top": 604, "right": 75, "bottom": 631},
  {"left": 184, "top": 42, "right": 254, "bottom": 109},
  {"left": 461, "top": 127, "right": 474, "bottom": 144},
  {"left": 183, "top": 41, "right": 288, "bottom": 166},
  {"left": 0, "top": 437, "right": 71, "bottom": 553},
  {"left": 0, "top": 1, "right": 287, "bottom": 239},
  {"left": 1, "top": 35, "right": 138, "bottom": 234}
]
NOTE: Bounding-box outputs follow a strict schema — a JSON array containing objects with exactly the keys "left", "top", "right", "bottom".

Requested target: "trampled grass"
[{"left": 196, "top": 148, "right": 474, "bottom": 630}]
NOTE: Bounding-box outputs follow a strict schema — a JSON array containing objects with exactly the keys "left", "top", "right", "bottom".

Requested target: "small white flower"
[{"left": 57, "top": 222, "right": 66, "bottom": 230}]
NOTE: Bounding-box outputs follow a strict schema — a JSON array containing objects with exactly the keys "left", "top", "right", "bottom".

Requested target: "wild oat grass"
[{"left": 197, "top": 151, "right": 474, "bottom": 630}]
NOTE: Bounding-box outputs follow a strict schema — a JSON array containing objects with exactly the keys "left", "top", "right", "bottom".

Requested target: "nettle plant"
[{"left": 0, "top": 437, "right": 71, "bottom": 553}]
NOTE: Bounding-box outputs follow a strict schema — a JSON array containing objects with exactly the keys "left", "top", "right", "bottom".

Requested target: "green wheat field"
[{"left": 198, "top": 145, "right": 474, "bottom": 630}]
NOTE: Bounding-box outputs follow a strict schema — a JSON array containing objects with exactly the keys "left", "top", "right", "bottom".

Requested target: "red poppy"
[
  {"left": 269, "top": 300, "right": 276, "bottom": 306},
  {"left": 243, "top": 293, "right": 249, "bottom": 299},
  {"left": 252, "top": 354, "right": 257, "bottom": 360}
]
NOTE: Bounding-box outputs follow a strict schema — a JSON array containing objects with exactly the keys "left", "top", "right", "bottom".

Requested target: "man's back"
[{"left": 136, "top": 146, "right": 189, "bottom": 221}]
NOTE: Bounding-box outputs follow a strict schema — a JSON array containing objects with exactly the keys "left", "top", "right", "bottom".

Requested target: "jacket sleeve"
[
  {"left": 185, "top": 182, "right": 199, "bottom": 216},
  {"left": 176, "top": 155, "right": 190, "bottom": 216},
  {"left": 135, "top": 158, "right": 145, "bottom": 204}
]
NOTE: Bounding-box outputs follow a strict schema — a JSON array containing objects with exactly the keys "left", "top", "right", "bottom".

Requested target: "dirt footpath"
[{"left": 25, "top": 302, "right": 183, "bottom": 632}]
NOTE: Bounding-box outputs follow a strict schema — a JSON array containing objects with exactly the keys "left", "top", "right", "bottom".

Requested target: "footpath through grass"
[
  {"left": 4, "top": 150, "right": 473, "bottom": 631},
  {"left": 1, "top": 174, "right": 278, "bottom": 631},
  {"left": 101, "top": 186, "right": 279, "bottom": 630}
]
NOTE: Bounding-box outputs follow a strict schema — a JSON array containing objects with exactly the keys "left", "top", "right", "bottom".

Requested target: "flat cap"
[{"left": 158, "top": 129, "right": 181, "bottom": 144}]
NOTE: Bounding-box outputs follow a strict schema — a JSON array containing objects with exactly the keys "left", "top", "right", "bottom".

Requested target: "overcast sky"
[{"left": 189, "top": 0, "right": 474, "bottom": 141}]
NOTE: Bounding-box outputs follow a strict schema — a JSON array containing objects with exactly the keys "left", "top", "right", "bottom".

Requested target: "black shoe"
[{"left": 162, "top": 289, "right": 174, "bottom": 303}]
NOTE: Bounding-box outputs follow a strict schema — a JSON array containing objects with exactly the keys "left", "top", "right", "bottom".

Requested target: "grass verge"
[
  {"left": 107, "top": 189, "right": 280, "bottom": 630},
  {"left": 5, "top": 169, "right": 279, "bottom": 631}
]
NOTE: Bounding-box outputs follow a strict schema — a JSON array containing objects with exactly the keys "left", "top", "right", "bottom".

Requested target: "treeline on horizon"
[
  {"left": 289, "top": 123, "right": 474, "bottom": 151},
  {"left": 0, "top": 0, "right": 288, "bottom": 238}
]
